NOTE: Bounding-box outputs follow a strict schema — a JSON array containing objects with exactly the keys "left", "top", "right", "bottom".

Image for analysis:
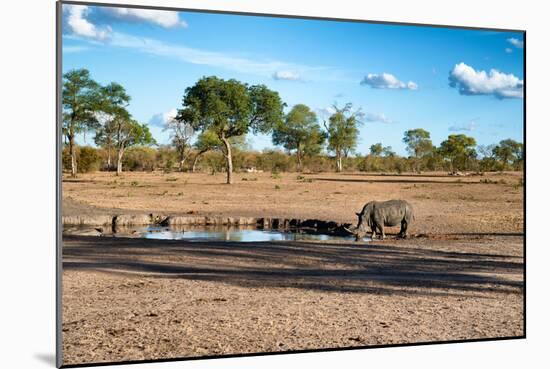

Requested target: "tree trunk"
[
  {"left": 296, "top": 148, "right": 303, "bottom": 172},
  {"left": 116, "top": 148, "right": 124, "bottom": 176},
  {"left": 192, "top": 150, "right": 207, "bottom": 173},
  {"left": 178, "top": 149, "right": 187, "bottom": 172},
  {"left": 221, "top": 137, "right": 233, "bottom": 184},
  {"left": 336, "top": 151, "right": 342, "bottom": 172},
  {"left": 69, "top": 134, "right": 77, "bottom": 177},
  {"left": 107, "top": 147, "right": 112, "bottom": 171}
]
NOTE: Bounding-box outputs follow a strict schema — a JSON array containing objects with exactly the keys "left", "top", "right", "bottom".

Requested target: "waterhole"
[{"left": 63, "top": 225, "right": 359, "bottom": 242}]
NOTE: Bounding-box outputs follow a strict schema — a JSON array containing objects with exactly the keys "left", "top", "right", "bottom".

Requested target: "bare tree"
[{"left": 164, "top": 116, "right": 194, "bottom": 171}]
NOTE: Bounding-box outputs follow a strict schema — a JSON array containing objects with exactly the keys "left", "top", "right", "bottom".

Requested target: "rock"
[
  {"left": 113, "top": 214, "right": 151, "bottom": 226},
  {"left": 62, "top": 215, "right": 113, "bottom": 226}
]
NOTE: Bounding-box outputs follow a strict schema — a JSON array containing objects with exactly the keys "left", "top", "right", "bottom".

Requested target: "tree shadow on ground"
[
  {"left": 311, "top": 177, "right": 478, "bottom": 185},
  {"left": 62, "top": 235, "right": 524, "bottom": 298}
]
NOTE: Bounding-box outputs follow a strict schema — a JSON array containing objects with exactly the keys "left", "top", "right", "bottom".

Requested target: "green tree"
[
  {"left": 190, "top": 130, "right": 246, "bottom": 173},
  {"left": 439, "top": 134, "right": 477, "bottom": 171},
  {"left": 492, "top": 139, "right": 524, "bottom": 169},
  {"left": 178, "top": 76, "right": 284, "bottom": 184},
  {"left": 94, "top": 82, "right": 131, "bottom": 171},
  {"left": 370, "top": 143, "right": 394, "bottom": 158},
  {"left": 403, "top": 128, "right": 433, "bottom": 172},
  {"left": 382, "top": 146, "right": 396, "bottom": 157},
  {"left": 273, "top": 104, "right": 325, "bottom": 171},
  {"left": 324, "top": 103, "right": 362, "bottom": 172},
  {"left": 369, "top": 143, "right": 384, "bottom": 157},
  {"left": 95, "top": 109, "right": 156, "bottom": 175},
  {"left": 62, "top": 69, "right": 101, "bottom": 177},
  {"left": 403, "top": 128, "right": 433, "bottom": 158}
]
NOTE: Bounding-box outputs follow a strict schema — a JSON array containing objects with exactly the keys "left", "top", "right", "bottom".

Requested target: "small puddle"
[{"left": 64, "top": 225, "right": 358, "bottom": 242}]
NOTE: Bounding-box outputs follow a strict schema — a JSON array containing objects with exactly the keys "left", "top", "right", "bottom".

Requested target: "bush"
[
  {"left": 122, "top": 146, "right": 157, "bottom": 171},
  {"left": 156, "top": 145, "right": 178, "bottom": 172},
  {"left": 78, "top": 146, "right": 102, "bottom": 173},
  {"left": 62, "top": 146, "right": 101, "bottom": 173}
]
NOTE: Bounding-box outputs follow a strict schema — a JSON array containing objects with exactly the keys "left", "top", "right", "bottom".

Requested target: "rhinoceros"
[{"left": 345, "top": 200, "right": 415, "bottom": 240}]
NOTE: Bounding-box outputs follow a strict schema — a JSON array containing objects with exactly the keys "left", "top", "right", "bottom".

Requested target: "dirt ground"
[
  {"left": 61, "top": 170, "right": 524, "bottom": 366},
  {"left": 62, "top": 171, "right": 524, "bottom": 234}
]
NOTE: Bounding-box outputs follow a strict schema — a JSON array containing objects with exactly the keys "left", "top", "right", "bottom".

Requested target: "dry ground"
[
  {"left": 63, "top": 171, "right": 524, "bottom": 234},
  {"left": 62, "top": 234, "right": 523, "bottom": 365},
  {"left": 61, "top": 170, "right": 524, "bottom": 366}
]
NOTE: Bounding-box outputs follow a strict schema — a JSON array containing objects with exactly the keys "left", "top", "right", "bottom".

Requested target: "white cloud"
[
  {"left": 272, "top": 70, "right": 301, "bottom": 81},
  {"left": 65, "top": 5, "right": 111, "bottom": 41},
  {"left": 449, "top": 120, "right": 476, "bottom": 132},
  {"left": 316, "top": 107, "right": 337, "bottom": 121},
  {"left": 103, "top": 32, "right": 325, "bottom": 78},
  {"left": 507, "top": 37, "right": 524, "bottom": 49},
  {"left": 364, "top": 112, "right": 393, "bottom": 124},
  {"left": 63, "top": 45, "right": 90, "bottom": 53},
  {"left": 149, "top": 108, "right": 178, "bottom": 127},
  {"left": 104, "top": 8, "right": 187, "bottom": 28},
  {"left": 63, "top": 7, "right": 329, "bottom": 80},
  {"left": 360, "top": 73, "right": 418, "bottom": 90},
  {"left": 448, "top": 62, "right": 524, "bottom": 99},
  {"left": 505, "top": 47, "right": 513, "bottom": 53}
]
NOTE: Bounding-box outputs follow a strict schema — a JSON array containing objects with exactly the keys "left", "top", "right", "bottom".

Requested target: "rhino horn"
[{"left": 343, "top": 225, "right": 358, "bottom": 234}]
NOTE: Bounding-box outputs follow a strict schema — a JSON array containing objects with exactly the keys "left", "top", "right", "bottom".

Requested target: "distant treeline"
[
  {"left": 63, "top": 138, "right": 523, "bottom": 175},
  {"left": 63, "top": 68, "right": 523, "bottom": 179}
]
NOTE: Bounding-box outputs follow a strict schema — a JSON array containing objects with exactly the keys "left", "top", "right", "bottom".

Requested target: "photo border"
[{"left": 56, "top": 1, "right": 527, "bottom": 367}]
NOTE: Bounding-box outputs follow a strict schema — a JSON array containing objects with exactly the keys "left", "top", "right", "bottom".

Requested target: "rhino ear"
[{"left": 355, "top": 212, "right": 361, "bottom": 217}]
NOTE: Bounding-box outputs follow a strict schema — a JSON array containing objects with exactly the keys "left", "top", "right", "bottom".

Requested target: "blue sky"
[{"left": 62, "top": 4, "right": 524, "bottom": 156}]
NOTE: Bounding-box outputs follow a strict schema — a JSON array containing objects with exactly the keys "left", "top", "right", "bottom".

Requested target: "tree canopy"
[
  {"left": 439, "top": 134, "right": 477, "bottom": 171},
  {"left": 178, "top": 76, "right": 284, "bottom": 183},
  {"left": 62, "top": 68, "right": 102, "bottom": 176},
  {"left": 403, "top": 128, "right": 433, "bottom": 158},
  {"left": 272, "top": 104, "right": 325, "bottom": 171},
  {"left": 492, "top": 139, "right": 524, "bottom": 166},
  {"left": 324, "top": 103, "right": 362, "bottom": 172}
]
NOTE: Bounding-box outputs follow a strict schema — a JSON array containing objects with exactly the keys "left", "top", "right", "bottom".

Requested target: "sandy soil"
[
  {"left": 62, "top": 171, "right": 524, "bottom": 234},
  {"left": 62, "top": 234, "right": 524, "bottom": 365},
  {"left": 61, "top": 170, "right": 524, "bottom": 366}
]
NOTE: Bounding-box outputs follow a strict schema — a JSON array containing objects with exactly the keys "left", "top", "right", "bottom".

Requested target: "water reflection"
[
  {"left": 142, "top": 226, "right": 352, "bottom": 242},
  {"left": 64, "top": 225, "right": 358, "bottom": 242}
]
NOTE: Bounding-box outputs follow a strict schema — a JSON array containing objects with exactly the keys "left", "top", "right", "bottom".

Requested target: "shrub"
[{"left": 122, "top": 146, "right": 157, "bottom": 171}]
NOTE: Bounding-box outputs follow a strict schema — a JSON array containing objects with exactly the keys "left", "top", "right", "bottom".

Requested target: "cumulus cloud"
[
  {"left": 360, "top": 73, "right": 418, "bottom": 90},
  {"left": 448, "top": 62, "right": 523, "bottom": 99},
  {"left": 272, "top": 70, "right": 301, "bottom": 81},
  {"left": 65, "top": 5, "right": 111, "bottom": 41},
  {"left": 104, "top": 8, "right": 188, "bottom": 28},
  {"left": 149, "top": 108, "right": 178, "bottom": 127},
  {"left": 507, "top": 37, "right": 524, "bottom": 49},
  {"left": 63, "top": 5, "right": 188, "bottom": 42},
  {"left": 364, "top": 112, "right": 393, "bottom": 124}
]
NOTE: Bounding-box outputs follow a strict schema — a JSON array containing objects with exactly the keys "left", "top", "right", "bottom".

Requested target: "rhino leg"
[
  {"left": 400, "top": 220, "right": 408, "bottom": 238},
  {"left": 378, "top": 224, "right": 385, "bottom": 240}
]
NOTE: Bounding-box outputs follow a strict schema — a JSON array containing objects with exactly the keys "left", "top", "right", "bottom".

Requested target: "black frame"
[{"left": 56, "top": 1, "right": 527, "bottom": 367}]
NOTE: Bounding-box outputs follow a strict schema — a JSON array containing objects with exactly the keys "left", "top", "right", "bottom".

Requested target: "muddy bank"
[{"left": 62, "top": 212, "right": 355, "bottom": 237}]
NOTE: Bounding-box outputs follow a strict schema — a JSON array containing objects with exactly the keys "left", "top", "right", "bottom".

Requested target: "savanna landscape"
[{"left": 60, "top": 4, "right": 525, "bottom": 367}]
